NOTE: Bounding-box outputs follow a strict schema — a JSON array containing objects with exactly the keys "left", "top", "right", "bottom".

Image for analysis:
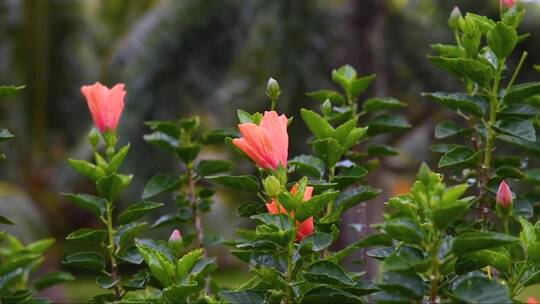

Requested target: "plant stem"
[
  {"left": 429, "top": 238, "right": 441, "bottom": 304},
  {"left": 505, "top": 51, "right": 528, "bottom": 96},
  {"left": 105, "top": 202, "right": 122, "bottom": 300},
  {"left": 503, "top": 215, "right": 509, "bottom": 234},
  {"left": 479, "top": 61, "right": 504, "bottom": 220},
  {"left": 187, "top": 167, "right": 205, "bottom": 253},
  {"left": 285, "top": 241, "right": 294, "bottom": 304}
]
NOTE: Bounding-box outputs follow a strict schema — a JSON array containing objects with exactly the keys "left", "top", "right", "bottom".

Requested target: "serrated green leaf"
[
  {"left": 363, "top": 97, "right": 406, "bottom": 112},
  {"left": 451, "top": 232, "right": 521, "bottom": 256},
  {"left": 438, "top": 146, "right": 480, "bottom": 168},
  {"left": 487, "top": 22, "right": 517, "bottom": 59},
  {"left": 303, "top": 261, "right": 356, "bottom": 286},
  {"left": 62, "top": 193, "right": 107, "bottom": 217},
  {"left": 422, "top": 92, "right": 487, "bottom": 117},
  {"left": 63, "top": 252, "right": 105, "bottom": 271},
  {"left": 366, "top": 114, "right": 410, "bottom": 136}
]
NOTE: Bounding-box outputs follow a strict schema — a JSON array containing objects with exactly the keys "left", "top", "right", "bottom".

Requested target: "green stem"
[
  {"left": 285, "top": 241, "right": 294, "bottom": 304},
  {"left": 187, "top": 167, "right": 205, "bottom": 253},
  {"left": 505, "top": 51, "right": 528, "bottom": 96},
  {"left": 271, "top": 98, "right": 277, "bottom": 111},
  {"left": 429, "top": 237, "right": 441, "bottom": 304},
  {"left": 105, "top": 202, "right": 122, "bottom": 300},
  {"left": 480, "top": 60, "right": 505, "bottom": 220},
  {"left": 503, "top": 215, "right": 509, "bottom": 235}
]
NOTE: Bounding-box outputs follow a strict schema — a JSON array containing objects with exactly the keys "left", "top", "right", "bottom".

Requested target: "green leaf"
[
  {"left": 122, "top": 271, "right": 150, "bottom": 291},
  {"left": 63, "top": 252, "right": 105, "bottom": 271},
  {"left": 452, "top": 276, "right": 511, "bottom": 304},
  {"left": 301, "top": 109, "right": 335, "bottom": 139},
  {"left": 96, "top": 276, "right": 121, "bottom": 289},
  {"left": 451, "top": 232, "right": 521, "bottom": 256},
  {"left": 438, "top": 146, "right": 480, "bottom": 168},
  {"left": 97, "top": 174, "right": 132, "bottom": 201},
  {"left": 382, "top": 218, "right": 425, "bottom": 245},
  {"left": 235, "top": 202, "right": 267, "bottom": 217},
  {"left": 366, "top": 114, "right": 410, "bottom": 136},
  {"left": 26, "top": 238, "right": 54, "bottom": 254},
  {"left": 504, "top": 82, "right": 540, "bottom": 104},
  {"left": 142, "top": 174, "right": 181, "bottom": 199},
  {"left": 435, "top": 120, "right": 469, "bottom": 139},
  {"left": 201, "top": 128, "right": 238, "bottom": 144},
  {"left": 176, "top": 249, "right": 203, "bottom": 280},
  {"left": 432, "top": 196, "right": 473, "bottom": 230},
  {"left": 350, "top": 75, "right": 376, "bottom": 99},
  {"left": 289, "top": 155, "right": 325, "bottom": 179},
  {"left": 487, "top": 22, "right": 517, "bottom": 59},
  {"left": 68, "top": 159, "right": 105, "bottom": 182},
  {"left": 115, "top": 222, "right": 148, "bottom": 250},
  {"left": 219, "top": 290, "right": 269, "bottom": 304},
  {"left": 495, "top": 118, "right": 536, "bottom": 142},
  {"left": 106, "top": 144, "right": 130, "bottom": 174},
  {"left": 119, "top": 201, "right": 163, "bottom": 224},
  {"left": 176, "top": 145, "right": 201, "bottom": 164},
  {"left": 116, "top": 245, "right": 144, "bottom": 265},
  {"left": 0, "top": 214, "right": 13, "bottom": 225},
  {"left": 334, "top": 186, "right": 380, "bottom": 212},
  {"left": 313, "top": 138, "right": 345, "bottom": 169},
  {"left": 303, "top": 261, "right": 356, "bottom": 286},
  {"left": 62, "top": 193, "right": 107, "bottom": 217},
  {"left": 422, "top": 92, "right": 487, "bottom": 117},
  {"left": 251, "top": 214, "right": 293, "bottom": 230},
  {"left": 333, "top": 166, "right": 369, "bottom": 188},
  {"left": 363, "top": 97, "right": 406, "bottom": 112},
  {"left": 296, "top": 191, "right": 339, "bottom": 222},
  {"left": 329, "top": 234, "right": 392, "bottom": 262},
  {"left": 206, "top": 175, "right": 260, "bottom": 193},
  {"left": 299, "top": 233, "right": 333, "bottom": 255},
  {"left": 66, "top": 229, "right": 107, "bottom": 243},
  {"left": 366, "top": 144, "right": 399, "bottom": 157},
  {"left": 301, "top": 286, "right": 362, "bottom": 304},
  {"left": 500, "top": 103, "right": 539, "bottom": 117},
  {"left": 378, "top": 271, "right": 424, "bottom": 300},
  {"left": 456, "top": 248, "right": 512, "bottom": 275},
  {"left": 34, "top": 271, "right": 74, "bottom": 291},
  {"left": 143, "top": 131, "right": 178, "bottom": 152},
  {"left": 0, "top": 85, "right": 25, "bottom": 97},
  {"left": 196, "top": 159, "right": 233, "bottom": 177},
  {"left": 0, "top": 253, "right": 41, "bottom": 275},
  {"left": 428, "top": 56, "right": 494, "bottom": 87},
  {"left": 136, "top": 244, "right": 173, "bottom": 286},
  {"left": 307, "top": 90, "right": 346, "bottom": 105},
  {"left": 162, "top": 283, "right": 200, "bottom": 303}
]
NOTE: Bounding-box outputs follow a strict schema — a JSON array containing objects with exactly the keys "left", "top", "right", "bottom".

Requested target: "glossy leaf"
[
  {"left": 34, "top": 271, "right": 74, "bottom": 291},
  {"left": 452, "top": 276, "right": 511, "bottom": 304},
  {"left": 66, "top": 228, "right": 107, "bottom": 243},
  {"left": 363, "top": 97, "right": 406, "bottom": 112},
  {"left": 495, "top": 118, "right": 536, "bottom": 142},
  {"left": 303, "top": 261, "right": 356, "bottom": 286},
  {"left": 382, "top": 218, "right": 425, "bottom": 245},
  {"left": 206, "top": 175, "right": 260, "bottom": 193},
  {"left": 142, "top": 174, "right": 181, "bottom": 199},
  {"left": 68, "top": 159, "right": 105, "bottom": 182},
  {"left": 366, "top": 114, "right": 410, "bottom": 136},
  {"left": 438, "top": 146, "right": 480, "bottom": 168},
  {"left": 62, "top": 193, "right": 107, "bottom": 217},
  {"left": 451, "top": 232, "right": 521, "bottom": 256},
  {"left": 334, "top": 186, "right": 380, "bottom": 212},
  {"left": 504, "top": 82, "right": 540, "bottom": 104},
  {"left": 422, "top": 92, "right": 486, "bottom": 117},
  {"left": 119, "top": 201, "right": 163, "bottom": 224},
  {"left": 63, "top": 252, "right": 105, "bottom": 271},
  {"left": 307, "top": 90, "right": 346, "bottom": 105},
  {"left": 288, "top": 155, "right": 325, "bottom": 179},
  {"left": 196, "top": 159, "right": 233, "bottom": 177},
  {"left": 296, "top": 191, "right": 339, "bottom": 222},
  {"left": 487, "top": 22, "right": 517, "bottom": 59}
]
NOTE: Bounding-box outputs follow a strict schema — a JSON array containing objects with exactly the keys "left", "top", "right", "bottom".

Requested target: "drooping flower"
[
  {"left": 232, "top": 111, "right": 288, "bottom": 170},
  {"left": 496, "top": 180, "right": 513, "bottom": 209},
  {"left": 501, "top": 0, "right": 516, "bottom": 8},
  {"left": 81, "top": 82, "right": 126, "bottom": 133},
  {"left": 266, "top": 184, "right": 314, "bottom": 241},
  {"left": 528, "top": 297, "right": 539, "bottom": 304}
]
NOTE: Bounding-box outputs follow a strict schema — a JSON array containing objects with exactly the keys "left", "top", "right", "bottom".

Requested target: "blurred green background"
[{"left": 1, "top": 0, "right": 540, "bottom": 302}]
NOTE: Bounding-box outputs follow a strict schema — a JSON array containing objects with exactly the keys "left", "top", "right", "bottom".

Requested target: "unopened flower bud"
[
  {"left": 88, "top": 128, "right": 101, "bottom": 149},
  {"left": 501, "top": 0, "right": 516, "bottom": 9},
  {"left": 263, "top": 175, "right": 282, "bottom": 198},
  {"left": 266, "top": 78, "right": 281, "bottom": 102},
  {"left": 448, "top": 6, "right": 462, "bottom": 30},
  {"left": 168, "top": 229, "right": 183, "bottom": 253},
  {"left": 496, "top": 180, "right": 513, "bottom": 209}
]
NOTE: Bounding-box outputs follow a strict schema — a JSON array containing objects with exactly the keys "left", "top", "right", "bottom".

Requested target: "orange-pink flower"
[
  {"left": 232, "top": 111, "right": 288, "bottom": 170},
  {"left": 496, "top": 180, "right": 513, "bottom": 209},
  {"left": 501, "top": 0, "right": 516, "bottom": 8},
  {"left": 81, "top": 82, "right": 126, "bottom": 133},
  {"left": 266, "top": 184, "right": 314, "bottom": 241},
  {"left": 528, "top": 297, "right": 539, "bottom": 304}
]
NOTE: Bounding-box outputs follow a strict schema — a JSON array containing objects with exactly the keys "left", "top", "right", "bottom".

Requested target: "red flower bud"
[
  {"left": 169, "top": 229, "right": 182, "bottom": 242},
  {"left": 501, "top": 0, "right": 516, "bottom": 8},
  {"left": 81, "top": 82, "right": 126, "bottom": 133},
  {"left": 496, "top": 180, "right": 513, "bottom": 209}
]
